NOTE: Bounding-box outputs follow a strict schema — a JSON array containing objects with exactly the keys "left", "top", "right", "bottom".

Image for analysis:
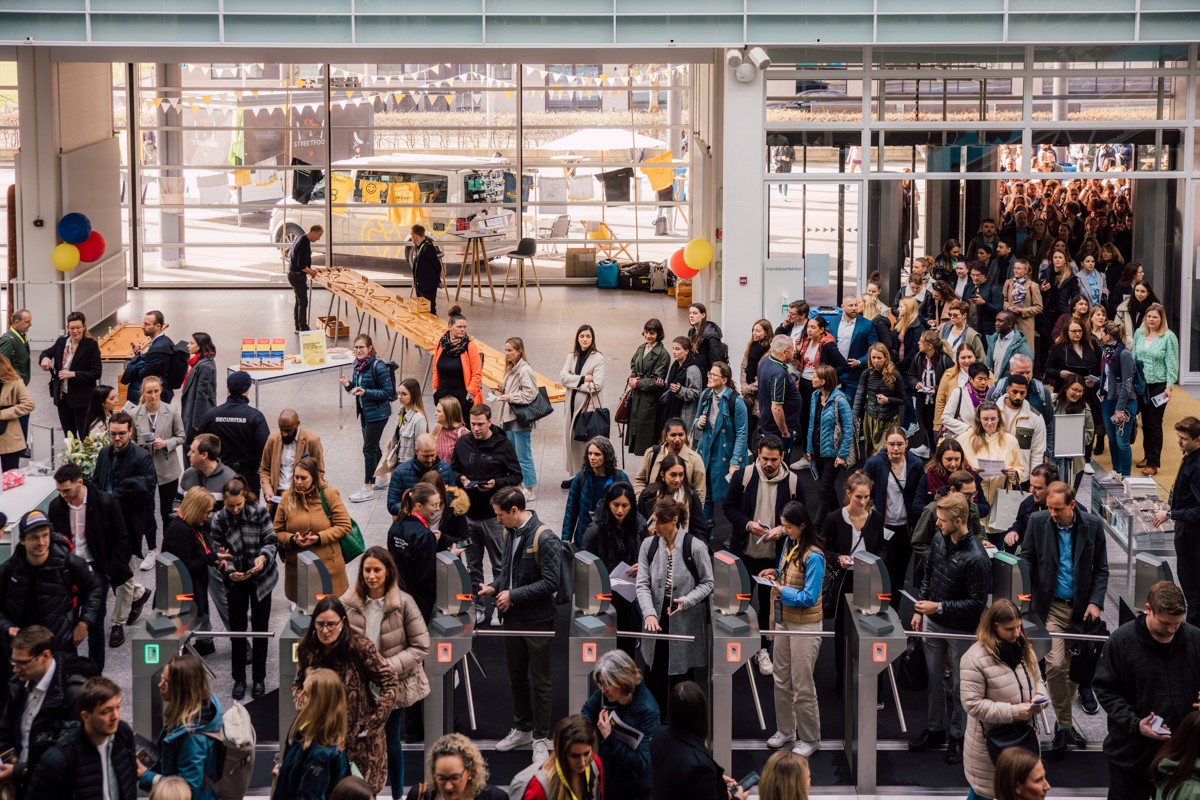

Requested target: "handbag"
[
  {"left": 846, "top": 415, "right": 863, "bottom": 469},
  {"left": 614, "top": 387, "right": 633, "bottom": 425},
  {"left": 510, "top": 386, "right": 553, "bottom": 426},
  {"left": 987, "top": 478, "right": 1030, "bottom": 533},
  {"left": 821, "top": 566, "right": 848, "bottom": 619},
  {"left": 895, "top": 636, "right": 928, "bottom": 692},
  {"left": 321, "top": 489, "right": 365, "bottom": 563},
  {"left": 983, "top": 721, "right": 1041, "bottom": 764},
  {"left": 572, "top": 392, "right": 611, "bottom": 442}
]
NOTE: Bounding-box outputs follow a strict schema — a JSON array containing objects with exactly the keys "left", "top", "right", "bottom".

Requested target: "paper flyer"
[
  {"left": 265, "top": 338, "right": 286, "bottom": 368},
  {"left": 256, "top": 338, "right": 271, "bottom": 364},
  {"left": 299, "top": 329, "right": 327, "bottom": 367},
  {"left": 240, "top": 338, "right": 259, "bottom": 368},
  {"left": 608, "top": 561, "right": 637, "bottom": 603}
]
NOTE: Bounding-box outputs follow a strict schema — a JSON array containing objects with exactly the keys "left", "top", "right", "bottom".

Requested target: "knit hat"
[{"left": 227, "top": 371, "right": 253, "bottom": 394}]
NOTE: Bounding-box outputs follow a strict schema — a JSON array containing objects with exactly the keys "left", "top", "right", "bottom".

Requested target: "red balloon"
[
  {"left": 670, "top": 248, "right": 698, "bottom": 279},
  {"left": 77, "top": 231, "right": 106, "bottom": 263}
]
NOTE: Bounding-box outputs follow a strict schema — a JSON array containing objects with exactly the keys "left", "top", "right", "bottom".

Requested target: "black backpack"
[
  {"left": 165, "top": 339, "right": 191, "bottom": 391},
  {"left": 646, "top": 531, "right": 701, "bottom": 587}
]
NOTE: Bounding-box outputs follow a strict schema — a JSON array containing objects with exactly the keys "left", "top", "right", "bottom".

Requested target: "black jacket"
[
  {"left": 410, "top": 239, "right": 442, "bottom": 295},
  {"left": 637, "top": 486, "right": 706, "bottom": 544},
  {"left": 450, "top": 425, "right": 523, "bottom": 519},
  {"left": 0, "top": 534, "right": 104, "bottom": 651},
  {"left": 966, "top": 279, "right": 1005, "bottom": 337},
  {"left": 1019, "top": 509, "right": 1109, "bottom": 626},
  {"left": 47, "top": 483, "right": 133, "bottom": 587},
  {"left": 1093, "top": 616, "right": 1200, "bottom": 773},
  {"left": 1169, "top": 447, "right": 1200, "bottom": 533},
  {"left": 864, "top": 452, "right": 925, "bottom": 524},
  {"left": 722, "top": 464, "right": 805, "bottom": 558},
  {"left": 490, "top": 512, "right": 559, "bottom": 627},
  {"left": 161, "top": 516, "right": 218, "bottom": 590},
  {"left": 289, "top": 234, "right": 312, "bottom": 272},
  {"left": 649, "top": 724, "right": 729, "bottom": 800},
  {"left": 180, "top": 356, "right": 217, "bottom": 440},
  {"left": 198, "top": 394, "right": 270, "bottom": 480},
  {"left": 581, "top": 514, "right": 649, "bottom": 577},
  {"left": 0, "top": 654, "right": 97, "bottom": 784},
  {"left": 1007, "top": 494, "right": 1046, "bottom": 548},
  {"left": 120, "top": 334, "right": 177, "bottom": 404},
  {"left": 689, "top": 322, "right": 725, "bottom": 377},
  {"left": 91, "top": 443, "right": 157, "bottom": 558},
  {"left": 918, "top": 529, "right": 990, "bottom": 632},
  {"left": 821, "top": 509, "right": 888, "bottom": 565},
  {"left": 388, "top": 515, "right": 437, "bottom": 623},
  {"left": 38, "top": 337, "right": 102, "bottom": 410},
  {"left": 27, "top": 719, "right": 138, "bottom": 800},
  {"left": 906, "top": 352, "right": 954, "bottom": 399}
]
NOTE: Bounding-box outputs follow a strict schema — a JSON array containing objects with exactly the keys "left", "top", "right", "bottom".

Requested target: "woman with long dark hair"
[
  {"left": 805, "top": 364, "right": 852, "bottom": 528},
  {"left": 339, "top": 334, "right": 397, "bottom": 503},
  {"left": 180, "top": 332, "right": 217, "bottom": 446},
  {"left": 1108, "top": 261, "right": 1144, "bottom": 318},
  {"left": 687, "top": 303, "right": 726, "bottom": 378},
  {"left": 276, "top": 457, "right": 353, "bottom": 601},
  {"left": 341, "top": 547, "right": 430, "bottom": 798},
  {"left": 1117, "top": 280, "right": 1159, "bottom": 341},
  {"left": 560, "top": 324, "right": 606, "bottom": 485},
  {"left": 1152, "top": 711, "right": 1200, "bottom": 800},
  {"left": 83, "top": 383, "right": 119, "bottom": 440},
  {"left": 564, "top": 436, "right": 629, "bottom": 546},
  {"left": 793, "top": 314, "right": 847, "bottom": 464},
  {"left": 582, "top": 480, "right": 648, "bottom": 657},
  {"left": 1098, "top": 321, "right": 1139, "bottom": 477},
  {"left": 907, "top": 330, "right": 954, "bottom": 458},
  {"left": 657, "top": 336, "right": 702, "bottom": 434},
  {"left": 739, "top": 318, "right": 774, "bottom": 436},
  {"left": 912, "top": 438, "right": 972, "bottom": 519},
  {"left": 1051, "top": 373, "right": 1095, "bottom": 480},
  {"left": 649, "top": 682, "right": 743, "bottom": 800},
  {"left": 758, "top": 502, "right": 825, "bottom": 757},
  {"left": 634, "top": 454, "right": 705, "bottom": 539},
  {"left": 625, "top": 319, "right": 670, "bottom": 456},
  {"left": 294, "top": 596, "right": 400, "bottom": 794}
]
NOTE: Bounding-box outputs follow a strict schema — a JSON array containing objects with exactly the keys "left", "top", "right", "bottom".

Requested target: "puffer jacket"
[
  {"left": 387, "top": 454, "right": 455, "bottom": 517},
  {"left": 852, "top": 368, "right": 906, "bottom": 422},
  {"left": 139, "top": 695, "right": 223, "bottom": 800},
  {"left": 341, "top": 585, "right": 431, "bottom": 709},
  {"left": 26, "top": 720, "right": 138, "bottom": 800},
  {"left": 960, "top": 641, "right": 1047, "bottom": 799},
  {"left": 344, "top": 356, "right": 396, "bottom": 423},
  {"left": 563, "top": 468, "right": 630, "bottom": 546},
  {"left": 918, "top": 528, "right": 990, "bottom": 632},
  {"left": 807, "top": 387, "right": 853, "bottom": 460},
  {"left": 0, "top": 533, "right": 104, "bottom": 652}
]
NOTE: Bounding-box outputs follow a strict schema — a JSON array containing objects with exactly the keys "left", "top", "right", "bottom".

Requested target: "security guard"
[
  {"left": 198, "top": 371, "right": 270, "bottom": 497},
  {"left": 410, "top": 224, "right": 442, "bottom": 314}
]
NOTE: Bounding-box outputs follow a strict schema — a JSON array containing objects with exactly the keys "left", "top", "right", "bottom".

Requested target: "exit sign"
[{"left": 144, "top": 644, "right": 160, "bottom": 665}]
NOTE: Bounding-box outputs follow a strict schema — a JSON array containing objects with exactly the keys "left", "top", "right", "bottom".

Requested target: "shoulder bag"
[
  {"left": 572, "top": 391, "right": 611, "bottom": 442},
  {"left": 614, "top": 387, "right": 633, "bottom": 425},
  {"left": 980, "top": 663, "right": 1041, "bottom": 763},
  {"left": 511, "top": 386, "right": 553, "bottom": 426},
  {"left": 821, "top": 525, "right": 862, "bottom": 619},
  {"left": 321, "top": 489, "right": 365, "bottom": 563}
]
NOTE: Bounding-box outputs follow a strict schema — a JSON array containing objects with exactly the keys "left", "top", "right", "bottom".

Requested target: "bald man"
[
  {"left": 258, "top": 409, "right": 325, "bottom": 505},
  {"left": 387, "top": 432, "right": 456, "bottom": 516}
]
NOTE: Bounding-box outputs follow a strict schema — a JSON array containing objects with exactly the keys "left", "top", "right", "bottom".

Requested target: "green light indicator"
[{"left": 145, "top": 644, "right": 160, "bottom": 665}]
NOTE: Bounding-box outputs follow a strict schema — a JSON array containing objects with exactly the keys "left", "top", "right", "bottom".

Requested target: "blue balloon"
[{"left": 57, "top": 213, "right": 91, "bottom": 245}]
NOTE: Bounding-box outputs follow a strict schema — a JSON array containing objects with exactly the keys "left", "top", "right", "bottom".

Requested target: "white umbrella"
[{"left": 541, "top": 128, "right": 668, "bottom": 151}]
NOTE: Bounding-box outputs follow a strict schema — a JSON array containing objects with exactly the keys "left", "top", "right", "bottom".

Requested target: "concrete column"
[
  {"left": 719, "top": 61, "right": 765, "bottom": 333},
  {"left": 157, "top": 63, "right": 184, "bottom": 269}
]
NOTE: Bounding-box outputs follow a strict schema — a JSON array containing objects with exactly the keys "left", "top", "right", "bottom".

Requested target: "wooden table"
[{"left": 454, "top": 231, "right": 501, "bottom": 305}]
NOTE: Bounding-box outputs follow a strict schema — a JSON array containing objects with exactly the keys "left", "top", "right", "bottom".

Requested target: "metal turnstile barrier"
[
  {"left": 568, "top": 551, "right": 617, "bottom": 711},
  {"left": 425, "top": 551, "right": 476, "bottom": 748},
  {"left": 1119, "top": 553, "right": 1175, "bottom": 624},
  {"left": 710, "top": 550, "right": 764, "bottom": 773},
  {"left": 279, "top": 552, "right": 333, "bottom": 745},
  {"left": 133, "top": 553, "right": 198, "bottom": 740},
  {"left": 990, "top": 550, "right": 1052, "bottom": 661}
]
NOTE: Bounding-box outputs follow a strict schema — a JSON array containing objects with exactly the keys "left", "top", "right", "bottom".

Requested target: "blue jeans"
[
  {"left": 385, "top": 708, "right": 404, "bottom": 797},
  {"left": 903, "top": 394, "right": 916, "bottom": 428},
  {"left": 86, "top": 564, "right": 109, "bottom": 672},
  {"left": 1101, "top": 396, "right": 1138, "bottom": 476},
  {"left": 506, "top": 429, "right": 537, "bottom": 488}
]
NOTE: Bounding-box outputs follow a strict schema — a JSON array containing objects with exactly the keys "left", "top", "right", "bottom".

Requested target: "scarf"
[
  {"left": 439, "top": 331, "right": 471, "bottom": 359},
  {"left": 1010, "top": 276, "right": 1028, "bottom": 305},
  {"left": 181, "top": 353, "right": 201, "bottom": 391},
  {"left": 997, "top": 636, "right": 1028, "bottom": 670},
  {"left": 968, "top": 384, "right": 987, "bottom": 408},
  {"left": 353, "top": 355, "right": 371, "bottom": 374},
  {"left": 1100, "top": 340, "right": 1119, "bottom": 400},
  {"left": 1127, "top": 294, "right": 1153, "bottom": 332},
  {"left": 925, "top": 467, "right": 951, "bottom": 496}
]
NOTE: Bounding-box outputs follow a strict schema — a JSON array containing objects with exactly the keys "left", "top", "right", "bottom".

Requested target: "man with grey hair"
[
  {"left": 757, "top": 335, "right": 802, "bottom": 462},
  {"left": 987, "top": 353, "right": 1056, "bottom": 472},
  {"left": 580, "top": 648, "right": 659, "bottom": 799}
]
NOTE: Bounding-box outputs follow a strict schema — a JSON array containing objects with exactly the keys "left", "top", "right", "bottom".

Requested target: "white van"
[{"left": 268, "top": 154, "right": 519, "bottom": 267}]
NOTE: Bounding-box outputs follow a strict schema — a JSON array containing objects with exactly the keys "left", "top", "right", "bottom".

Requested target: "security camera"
[
  {"left": 735, "top": 62, "right": 756, "bottom": 83},
  {"left": 726, "top": 49, "right": 744, "bottom": 69},
  {"left": 747, "top": 47, "right": 772, "bottom": 70}
]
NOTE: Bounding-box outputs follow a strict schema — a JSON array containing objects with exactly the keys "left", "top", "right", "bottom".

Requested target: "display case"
[{"left": 1089, "top": 474, "right": 1175, "bottom": 591}]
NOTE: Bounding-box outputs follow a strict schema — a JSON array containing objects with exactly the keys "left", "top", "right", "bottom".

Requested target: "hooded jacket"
[
  {"left": 450, "top": 424, "right": 523, "bottom": 519},
  {"left": 139, "top": 695, "right": 224, "bottom": 800},
  {"left": 0, "top": 533, "right": 104, "bottom": 651}
]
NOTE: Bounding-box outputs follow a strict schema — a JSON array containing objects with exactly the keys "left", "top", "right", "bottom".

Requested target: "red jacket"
[{"left": 431, "top": 338, "right": 483, "bottom": 401}]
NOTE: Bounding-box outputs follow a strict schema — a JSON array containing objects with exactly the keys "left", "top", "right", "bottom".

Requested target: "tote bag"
[
  {"left": 987, "top": 478, "right": 1030, "bottom": 533},
  {"left": 511, "top": 386, "right": 554, "bottom": 426},
  {"left": 573, "top": 391, "right": 611, "bottom": 441},
  {"left": 321, "top": 489, "right": 365, "bottom": 563}
]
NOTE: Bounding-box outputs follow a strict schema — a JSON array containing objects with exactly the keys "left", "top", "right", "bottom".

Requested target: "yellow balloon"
[
  {"left": 52, "top": 243, "right": 81, "bottom": 272},
  {"left": 683, "top": 238, "right": 713, "bottom": 270}
]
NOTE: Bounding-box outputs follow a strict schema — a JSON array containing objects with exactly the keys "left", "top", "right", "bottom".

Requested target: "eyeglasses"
[
  {"left": 314, "top": 620, "right": 343, "bottom": 631},
  {"left": 9, "top": 655, "right": 36, "bottom": 667},
  {"left": 434, "top": 772, "right": 466, "bottom": 784},
  {"left": 110, "top": 429, "right": 131, "bottom": 438}
]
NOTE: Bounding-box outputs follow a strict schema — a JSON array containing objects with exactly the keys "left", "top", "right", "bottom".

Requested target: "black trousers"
[
  {"left": 797, "top": 377, "right": 815, "bottom": 455},
  {"left": 1142, "top": 382, "right": 1167, "bottom": 468},
  {"left": 1175, "top": 527, "right": 1200, "bottom": 627},
  {"left": 57, "top": 403, "right": 87, "bottom": 441},
  {"left": 360, "top": 417, "right": 389, "bottom": 484},
  {"left": 288, "top": 272, "right": 309, "bottom": 330},
  {"left": 813, "top": 456, "right": 841, "bottom": 529},
  {"left": 416, "top": 286, "right": 438, "bottom": 316},
  {"left": 152, "top": 480, "right": 178, "bottom": 551},
  {"left": 915, "top": 391, "right": 936, "bottom": 449},
  {"left": 1108, "top": 763, "right": 1155, "bottom": 800},
  {"left": 227, "top": 580, "right": 272, "bottom": 683},
  {"left": 0, "top": 452, "right": 19, "bottom": 472},
  {"left": 885, "top": 522, "right": 913, "bottom": 595}
]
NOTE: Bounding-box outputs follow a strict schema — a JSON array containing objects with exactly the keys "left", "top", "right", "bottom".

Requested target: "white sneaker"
[
  {"left": 532, "top": 738, "right": 551, "bottom": 764},
  {"left": 794, "top": 458, "right": 811, "bottom": 469},
  {"left": 491, "top": 609, "right": 502, "bottom": 627},
  {"left": 496, "top": 728, "right": 534, "bottom": 752},
  {"left": 349, "top": 488, "right": 374, "bottom": 503},
  {"left": 911, "top": 445, "right": 930, "bottom": 458},
  {"left": 139, "top": 550, "right": 159, "bottom": 571},
  {"left": 522, "top": 487, "right": 536, "bottom": 502},
  {"left": 793, "top": 740, "right": 821, "bottom": 757},
  {"left": 373, "top": 478, "right": 388, "bottom": 490},
  {"left": 1083, "top": 463, "right": 1095, "bottom": 474},
  {"left": 753, "top": 648, "right": 774, "bottom": 676},
  {"left": 767, "top": 731, "right": 796, "bottom": 749}
]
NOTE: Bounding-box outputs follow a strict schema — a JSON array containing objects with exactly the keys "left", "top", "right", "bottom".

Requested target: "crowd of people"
[{"left": 0, "top": 232, "right": 1195, "bottom": 800}]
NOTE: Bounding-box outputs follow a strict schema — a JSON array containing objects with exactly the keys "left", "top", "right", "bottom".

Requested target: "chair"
[
  {"left": 502, "top": 237, "right": 543, "bottom": 305},
  {"left": 588, "top": 222, "right": 633, "bottom": 261},
  {"left": 537, "top": 214, "right": 571, "bottom": 253}
]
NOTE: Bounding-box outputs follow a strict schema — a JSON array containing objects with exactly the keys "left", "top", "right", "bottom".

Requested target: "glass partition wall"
[
  {"left": 123, "top": 62, "right": 694, "bottom": 285},
  {"left": 764, "top": 44, "right": 1196, "bottom": 375}
]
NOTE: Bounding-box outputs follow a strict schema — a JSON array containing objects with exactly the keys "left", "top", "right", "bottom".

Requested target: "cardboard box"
[
  {"left": 565, "top": 247, "right": 598, "bottom": 278},
  {"left": 676, "top": 279, "right": 692, "bottom": 308}
]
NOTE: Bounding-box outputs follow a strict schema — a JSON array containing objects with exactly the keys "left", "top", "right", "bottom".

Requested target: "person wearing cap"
[
  {"left": 198, "top": 371, "right": 270, "bottom": 498},
  {"left": 0, "top": 512, "right": 103, "bottom": 654}
]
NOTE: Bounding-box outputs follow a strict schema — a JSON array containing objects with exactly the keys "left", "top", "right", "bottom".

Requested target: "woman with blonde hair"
[
  {"left": 497, "top": 336, "right": 540, "bottom": 501},
  {"left": 861, "top": 290, "right": 895, "bottom": 356},
  {"left": 961, "top": 599, "right": 1048, "bottom": 800},
  {"left": 132, "top": 373, "right": 186, "bottom": 561},
  {"left": 0, "top": 352, "right": 34, "bottom": 471},
  {"left": 430, "top": 396, "right": 469, "bottom": 464},
  {"left": 378, "top": 377, "right": 427, "bottom": 482},
  {"left": 519, "top": 715, "right": 603, "bottom": 800},
  {"left": 933, "top": 343, "right": 978, "bottom": 433},
  {"left": 276, "top": 456, "right": 353, "bottom": 601},
  {"left": 1133, "top": 302, "right": 1178, "bottom": 476},
  {"left": 161, "top": 487, "right": 221, "bottom": 652},
  {"left": 1003, "top": 259, "right": 1043, "bottom": 347},
  {"left": 136, "top": 654, "right": 223, "bottom": 800},
  {"left": 907, "top": 330, "right": 954, "bottom": 457},
  {"left": 148, "top": 776, "right": 192, "bottom": 800},
  {"left": 407, "top": 733, "right": 507, "bottom": 800},
  {"left": 274, "top": 667, "right": 350, "bottom": 800},
  {"left": 759, "top": 750, "right": 812, "bottom": 800},
  {"left": 852, "top": 343, "right": 906, "bottom": 458},
  {"left": 955, "top": 402, "right": 1023, "bottom": 511}
]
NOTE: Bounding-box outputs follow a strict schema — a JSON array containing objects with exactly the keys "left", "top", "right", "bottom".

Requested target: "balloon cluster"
[
  {"left": 52, "top": 213, "right": 106, "bottom": 272},
  {"left": 668, "top": 238, "right": 713, "bottom": 280}
]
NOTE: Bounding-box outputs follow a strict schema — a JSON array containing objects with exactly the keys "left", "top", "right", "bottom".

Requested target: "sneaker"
[
  {"left": 911, "top": 445, "right": 930, "bottom": 458},
  {"left": 491, "top": 609, "right": 502, "bottom": 627},
  {"left": 793, "top": 740, "right": 821, "bottom": 758},
  {"left": 794, "top": 457, "right": 811, "bottom": 469},
  {"left": 349, "top": 488, "right": 374, "bottom": 503},
  {"left": 905, "top": 423, "right": 920, "bottom": 437},
  {"left": 126, "top": 589, "right": 150, "bottom": 626},
  {"left": 532, "top": 738, "right": 551, "bottom": 765},
  {"left": 1079, "top": 685, "right": 1099, "bottom": 715},
  {"left": 767, "top": 731, "right": 796, "bottom": 749},
  {"left": 1083, "top": 463, "right": 1095, "bottom": 475},
  {"left": 522, "top": 487, "right": 536, "bottom": 502},
  {"left": 475, "top": 606, "right": 486, "bottom": 625},
  {"left": 752, "top": 648, "right": 774, "bottom": 676},
  {"left": 373, "top": 478, "right": 389, "bottom": 491},
  {"left": 496, "top": 728, "right": 534, "bottom": 752},
  {"left": 108, "top": 625, "right": 125, "bottom": 648},
  {"left": 139, "top": 550, "right": 159, "bottom": 571}
]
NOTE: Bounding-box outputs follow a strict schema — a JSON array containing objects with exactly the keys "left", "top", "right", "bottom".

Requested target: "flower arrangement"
[{"left": 60, "top": 431, "right": 107, "bottom": 480}]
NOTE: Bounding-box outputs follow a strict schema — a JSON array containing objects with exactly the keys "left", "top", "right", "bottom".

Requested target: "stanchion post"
[
  {"left": 279, "top": 552, "right": 332, "bottom": 748},
  {"left": 132, "top": 554, "right": 198, "bottom": 741}
]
